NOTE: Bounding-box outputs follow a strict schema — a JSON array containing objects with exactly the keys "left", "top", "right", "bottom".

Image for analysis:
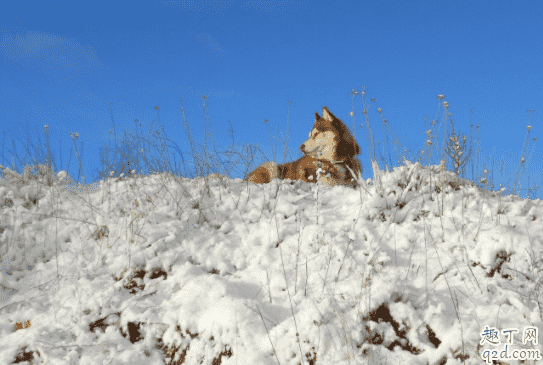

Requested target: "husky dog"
[{"left": 245, "top": 106, "right": 361, "bottom": 187}]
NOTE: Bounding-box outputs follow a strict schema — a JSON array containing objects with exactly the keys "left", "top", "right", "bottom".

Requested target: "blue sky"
[{"left": 1, "top": 0, "right": 542, "bottom": 199}]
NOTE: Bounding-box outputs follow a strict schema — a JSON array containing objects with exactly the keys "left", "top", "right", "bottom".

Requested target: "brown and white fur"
[{"left": 245, "top": 106, "right": 361, "bottom": 188}]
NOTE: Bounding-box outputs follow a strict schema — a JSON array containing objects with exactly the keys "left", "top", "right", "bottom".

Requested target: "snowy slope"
[{"left": 1, "top": 161, "right": 542, "bottom": 365}]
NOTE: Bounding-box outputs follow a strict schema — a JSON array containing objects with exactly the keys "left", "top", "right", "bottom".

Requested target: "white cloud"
[
  {"left": 194, "top": 33, "right": 226, "bottom": 58},
  {"left": 0, "top": 28, "right": 105, "bottom": 74}
]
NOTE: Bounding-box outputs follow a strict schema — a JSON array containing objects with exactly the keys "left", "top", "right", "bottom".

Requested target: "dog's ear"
[
  {"left": 315, "top": 112, "right": 321, "bottom": 121},
  {"left": 322, "top": 106, "right": 336, "bottom": 121}
]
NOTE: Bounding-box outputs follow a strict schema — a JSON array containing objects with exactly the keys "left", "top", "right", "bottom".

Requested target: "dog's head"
[{"left": 300, "top": 106, "right": 360, "bottom": 162}]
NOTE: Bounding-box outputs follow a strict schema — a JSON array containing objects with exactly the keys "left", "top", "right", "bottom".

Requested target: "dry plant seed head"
[
  {"left": 527, "top": 126, "right": 532, "bottom": 130},
  {"left": 377, "top": 108, "right": 382, "bottom": 113},
  {"left": 437, "top": 94, "right": 445, "bottom": 100},
  {"left": 154, "top": 106, "right": 159, "bottom": 110},
  {"left": 363, "top": 109, "right": 367, "bottom": 114},
  {"left": 443, "top": 102, "right": 449, "bottom": 109},
  {"left": 350, "top": 112, "right": 354, "bottom": 117}
]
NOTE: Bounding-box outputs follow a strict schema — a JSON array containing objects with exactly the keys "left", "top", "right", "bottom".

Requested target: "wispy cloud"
[
  {"left": 161, "top": 0, "right": 306, "bottom": 16},
  {"left": 0, "top": 28, "right": 107, "bottom": 75},
  {"left": 241, "top": 0, "right": 307, "bottom": 15},
  {"left": 194, "top": 33, "right": 226, "bottom": 58},
  {"left": 160, "top": 1, "right": 235, "bottom": 15}
]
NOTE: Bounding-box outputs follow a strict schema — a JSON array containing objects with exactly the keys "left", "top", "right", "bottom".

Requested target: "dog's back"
[
  {"left": 277, "top": 156, "right": 341, "bottom": 183},
  {"left": 245, "top": 155, "right": 343, "bottom": 185}
]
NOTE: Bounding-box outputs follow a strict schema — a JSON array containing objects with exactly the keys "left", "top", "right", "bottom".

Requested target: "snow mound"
[{"left": 1, "top": 162, "right": 542, "bottom": 364}]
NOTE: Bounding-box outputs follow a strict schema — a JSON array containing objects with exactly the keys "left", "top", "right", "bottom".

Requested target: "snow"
[{"left": 1, "top": 160, "right": 542, "bottom": 364}]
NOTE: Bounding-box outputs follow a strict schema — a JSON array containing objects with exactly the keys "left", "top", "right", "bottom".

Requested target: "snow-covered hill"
[{"left": 1, "top": 161, "right": 542, "bottom": 364}]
